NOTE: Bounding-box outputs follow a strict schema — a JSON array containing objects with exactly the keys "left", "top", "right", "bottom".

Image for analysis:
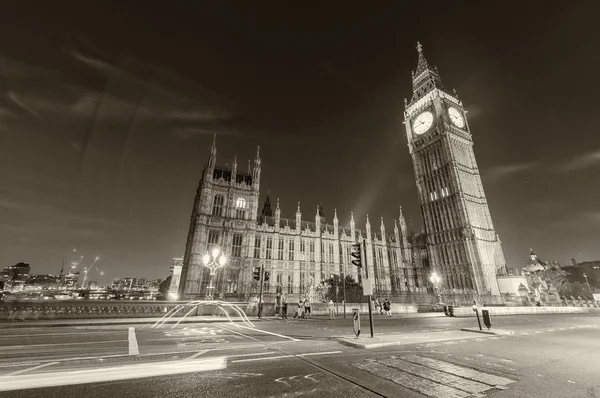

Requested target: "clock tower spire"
[{"left": 403, "top": 42, "right": 506, "bottom": 296}]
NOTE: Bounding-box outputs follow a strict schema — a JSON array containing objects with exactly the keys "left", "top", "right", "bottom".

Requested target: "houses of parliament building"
[{"left": 175, "top": 43, "right": 507, "bottom": 302}]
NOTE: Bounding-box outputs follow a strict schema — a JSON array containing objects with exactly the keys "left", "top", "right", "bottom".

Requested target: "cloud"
[
  {"left": 559, "top": 150, "right": 600, "bottom": 172},
  {"left": 484, "top": 161, "right": 539, "bottom": 181},
  {"left": 464, "top": 104, "right": 483, "bottom": 120}
]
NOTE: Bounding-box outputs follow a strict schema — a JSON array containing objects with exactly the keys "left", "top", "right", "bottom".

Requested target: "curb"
[
  {"left": 460, "top": 328, "right": 514, "bottom": 336},
  {"left": 336, "top": 339, "right": 400, "bottom": 349}
]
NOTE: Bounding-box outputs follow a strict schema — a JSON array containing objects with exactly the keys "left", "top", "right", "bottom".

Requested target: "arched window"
[
  {"left": 212, "top": 195, "right": 224, "bottom": 216},
  {"left": 236, "top": 197, "right": 246, "bottom": 209},
  {"left": 235, "top": 197, "right": 246, "bottom": 219}
]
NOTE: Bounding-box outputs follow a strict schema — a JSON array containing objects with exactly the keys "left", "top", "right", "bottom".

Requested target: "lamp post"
[
  {"left": 430, "top": 272, "right": 441, "bottom": 304},
  {"left": 202, "top": 247, "right": 227, "bottom": 300}
]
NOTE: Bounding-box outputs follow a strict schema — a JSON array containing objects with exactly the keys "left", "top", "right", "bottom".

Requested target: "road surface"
[{"left": 1, "top": 312, "right": 599, "bottom": 397}]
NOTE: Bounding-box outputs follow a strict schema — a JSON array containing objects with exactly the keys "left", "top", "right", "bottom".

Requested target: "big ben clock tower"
[{"left": 404, "top": 42, "right": 507, "bottom": 296}]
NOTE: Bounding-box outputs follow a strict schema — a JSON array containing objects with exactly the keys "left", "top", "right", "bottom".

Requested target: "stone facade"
[
  {"left": 403, "top": 43, "right": 507, "bottom": 296},
  {"left": 177, "top": 137, "right": 428, "bottom": 301}
]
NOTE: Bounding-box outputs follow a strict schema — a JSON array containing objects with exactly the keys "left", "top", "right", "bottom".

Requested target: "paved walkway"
[{"left": 334, "top": 329, "right": 506, "bottom": 349}]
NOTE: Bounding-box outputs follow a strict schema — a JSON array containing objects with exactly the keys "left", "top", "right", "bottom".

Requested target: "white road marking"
[
  {"left": 0, "top": 331, "right": 119, "bottom": 339},
  {"left": 534, "top": 331, "right": 542, "bottom": 334},
  {"left": 186, "top": 350, "right": 209, "bottom": 360},
  {"left": 5, "top": 362, "right": 59, "bottom": 376},
  {"left": 567, "top": 380, "right": 575, "bottom": 384},
  {"left": 521, "top": 333, "right": 529, "bottom": 335},
  {"left": 231, "top": 350, "right": 340, "bottom": 363},
  {"left": 500, "top": 359, "right": 514, "bottom": 363},
  {"left": 232, "top": 355, "right": 295, "bottom": 363},
  {"left": 559, "top": 328, "right": 565, "bottom": 331},
  {"left": 217, "top": 325, "right": 263, "bottom": 343},
  {"left": 304, "top": 373, "right": 319, "bottom": 382},
  {"left": 230, "top": 324, "right": 301, "bottom": 342},
  {"left": 128, "top": 327, "right": 139, "bottom": 355},
  {"left": 547, "top": 330, "right": 555, "bottom": 332},
  {"left": 2, "top": 340, "right": 127, "bottom": 349},
  {"left": 298, "top": 351, "right": 342, "bottom": 357},
  {"left": 0, "top": 358, "right": 227, "bottom": 392}
]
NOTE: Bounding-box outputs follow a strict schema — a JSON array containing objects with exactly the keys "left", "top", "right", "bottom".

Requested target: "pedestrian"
[
  {"left": 295, "top": 298, "right": 303, "bottom": 318},
  {"left": 383, "top": 298, "right": 391, "bottom": 317},
  {"left": 328, "top": 299, "right": 336, "bottom": 320},
  {"left": 282, "top": 295, "right": 288, "bottom": 319},
  {"left": 304, "top": 297, "right": 312, "bottom": 319},
  {"left": 374, "top": 297, "right": 380, "bottom": 314}
]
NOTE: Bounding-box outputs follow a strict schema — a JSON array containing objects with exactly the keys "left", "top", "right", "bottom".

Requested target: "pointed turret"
[
  {"left": 231, "top": 155, "right": 237, "bottom": 180},
  {"left": 398, "top": 206, "right": 408, "bottom": 237},
  {"left": 365, "top": 214, "right": 371, "bottom": 237},
  {"left": 275, "top": 198, "right": 281, "bottom": 220},
  {"left": 333, "top": 208, "right": 339, "bottom": 237},
  {"left": 261, "top": 190, "right": 273, "bottom": 217},
  {"left": 252, "top": 146, "right": 261, "bottom": 188},
  {"left": 380, "top": 217, "right": 386, "bottom": 240},
  {"left": 350, "top": 211, "right": 356, "bottom": 241},
  {"left": 205, "top": 134, "right": 217, "bottom": 176},
  {"left": 408, "top": 42, "right": 445, "bottom": 107},
  {"left": 315, "top": 205, "right": 321, "bottom": 231},
  {"left": 295, "top": 202, "right": 302, "bottom": 231}
]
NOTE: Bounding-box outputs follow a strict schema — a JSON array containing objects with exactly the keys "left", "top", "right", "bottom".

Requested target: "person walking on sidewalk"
[
  {"left": 383, "top": 298, "right": 391, "bottom": 317},
  {"left": 328, "top": 299, "right": 336, "bottom": 320},
  {"left": 281, "top": 295, "right": 288, "bottom": 319},
  {"left": 304, "top": 297, "right": 312, "bottom": 319}
]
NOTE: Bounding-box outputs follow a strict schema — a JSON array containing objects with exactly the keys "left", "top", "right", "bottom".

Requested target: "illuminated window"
[
  {"left": 208, "top": 230, "right": 219, "bottom": 250},
  {"left": 236, "top": 197, "right": 246, "bottom": 208}
]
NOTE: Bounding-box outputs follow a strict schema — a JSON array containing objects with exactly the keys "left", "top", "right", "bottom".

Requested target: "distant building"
[
  {"left": 87, "top": 281, "right": 99, "bottom": 290},
  {"left": 0, "top": 262, "right": 31, "bottom": 291},
  {"left": 63, "top": 269, "right": 80, "bottom": 289},
  {"left": 25, "top": 274, "right": 61, "bottom": 290}
]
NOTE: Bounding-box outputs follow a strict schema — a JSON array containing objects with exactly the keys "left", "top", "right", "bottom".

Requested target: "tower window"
[
  {"left": 287, "top": 274, "right": 294, "bottom": 294},
  {"left": 254, "top": 237, "right": 261, "bottom": 258},
  {"left": 289, "top": 241, "right": 294, "bottom": 261},
  {"left": 236, "top": 197, "right": 246, "bottom": 208},
  {"left": 235, "top": 197, "right": 246, "bottom": 219},
  {"left": 266, "top": 238, "right": 273, "bottom": 259},
  {"left": 207, "top": 230, "right": 220, "bottom": 250},
  {"left": 212, "top": 195, "right": 224, "bottom": 216},
  {"left": 232, "top": 234, "right": 243, "bottom": 257},
  {"left": 278, "top": 239, "right": 284, "bottom": 260},
  {"left": 309, "top": 241, "right": 315, "bottom": 262}
]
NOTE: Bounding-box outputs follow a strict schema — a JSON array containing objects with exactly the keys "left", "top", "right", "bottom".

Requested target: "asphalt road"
[{"left": 1, "top": 313, "right": 599, "bottom": 397}]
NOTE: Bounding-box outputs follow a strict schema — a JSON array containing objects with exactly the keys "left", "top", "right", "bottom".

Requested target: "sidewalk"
[
  {"left": 334, "top": 329, "right": 505, "bottom": 349},
  {"left": 0, "top": 315, "right": 277, "bottom": 328}
]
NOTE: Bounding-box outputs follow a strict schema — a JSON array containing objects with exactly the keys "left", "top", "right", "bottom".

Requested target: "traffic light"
[
  {"left": 253, "top": 266, "right": 261, "bottom": 281},
  {"left": 351, "top": 243, "right": 362, "bottom": 268},
  {"left": 264, "top": 271, "right": 270, "bottom": 282}
]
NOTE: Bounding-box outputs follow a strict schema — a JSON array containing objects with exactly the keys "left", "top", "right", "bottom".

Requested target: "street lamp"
[
  {"left": 202, "top": 247, "right": 227, "bottom": 300},
  {"left": 430, "top": 272, "right": 442, "bottom": 304}
]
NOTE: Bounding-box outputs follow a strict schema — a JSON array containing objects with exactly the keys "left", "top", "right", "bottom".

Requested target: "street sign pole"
[
  {"left": 342, "top": 269, "right": 346, "bottom": 319},
  {"left": 257, "top": 266, "right": 264, "bottom": 319},
  {"left": 363, "top": 239, "right": 374, "bottom": 338}
]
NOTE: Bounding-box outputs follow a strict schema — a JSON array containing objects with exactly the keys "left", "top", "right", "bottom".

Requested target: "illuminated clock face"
[
  {"left": 448, "top": 107, "right": 465, "bottom": 128},
  {"left": 412, "top": 111, "right": 433, "bottom": 135}
]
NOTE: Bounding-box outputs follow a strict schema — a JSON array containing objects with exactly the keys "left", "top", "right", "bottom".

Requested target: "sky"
[{"left": 1, "top": 2, "right": 600, "bottom": 284}]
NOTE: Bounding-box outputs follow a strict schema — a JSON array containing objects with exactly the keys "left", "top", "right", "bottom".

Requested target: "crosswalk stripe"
[
  {"left": 380, "top": 357, "right": 491, "bottom": 394},
  {"left": 400, "top": 355, "right": 514, "bottom": 387},
  {"left": 353, "top": 361, "right": 470, "bottom": 398}
]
